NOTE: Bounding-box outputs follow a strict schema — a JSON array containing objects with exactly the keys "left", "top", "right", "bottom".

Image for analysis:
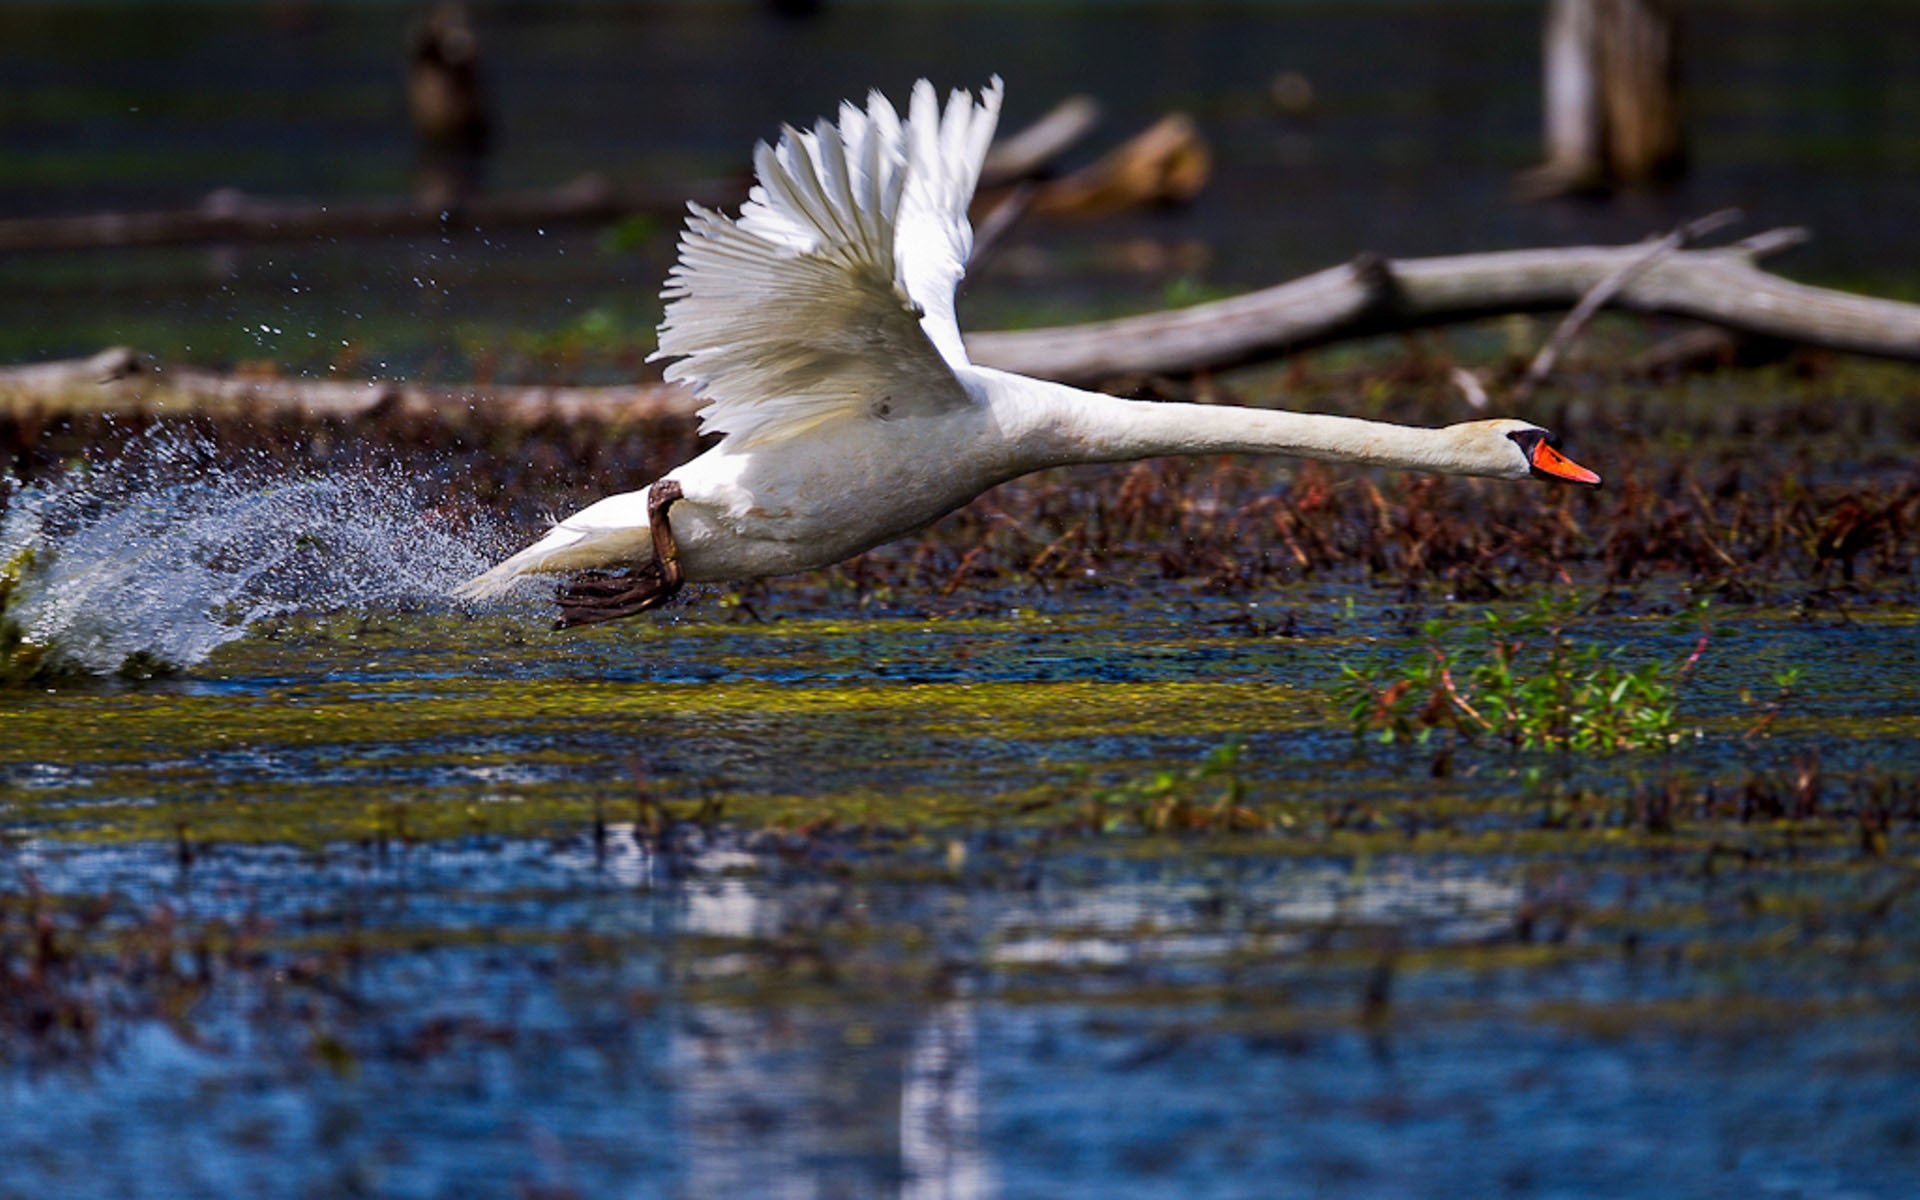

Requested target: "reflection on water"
[
  {"left": 8, "top": 821, "right": 1917, "bottom": 1198},
  {"left": 660, "top": 850, "right": 1520, "bottom": 1197},
  {"left": 665, "top": 999, "right": 992, "bottom": 1200},
  {"left": 987, "top": 868, "right": 1517, "bottom": 970},
  {"left": 901, "top": 1002, "right": 989, "bottom": 1200}
]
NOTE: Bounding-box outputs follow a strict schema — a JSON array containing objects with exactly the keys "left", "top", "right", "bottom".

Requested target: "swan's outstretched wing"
[{"left": 653, "top": 78, "right": 1004, "bottom": 447}]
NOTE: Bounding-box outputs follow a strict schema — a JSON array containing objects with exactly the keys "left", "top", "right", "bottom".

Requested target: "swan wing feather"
[{"left": 652, "top": 78, "right": 1004, "bottom": 447}]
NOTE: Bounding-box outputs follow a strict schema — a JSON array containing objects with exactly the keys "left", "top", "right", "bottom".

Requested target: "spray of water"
[{"left": 0, "top": 430, "right": 501, "bottom": 677}]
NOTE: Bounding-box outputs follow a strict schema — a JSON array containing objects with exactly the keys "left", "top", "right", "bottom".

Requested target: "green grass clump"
[{"left": 1336, "top": 596, "right": 1709, "bottom": 754}]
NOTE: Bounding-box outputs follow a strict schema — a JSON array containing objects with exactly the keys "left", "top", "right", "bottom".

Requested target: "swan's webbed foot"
[
  {"left": 555, "top": 561, "right": 676, "bottom": 627},
  {"left": 553, "top": 479, "right": 685, "bottom": 629}
]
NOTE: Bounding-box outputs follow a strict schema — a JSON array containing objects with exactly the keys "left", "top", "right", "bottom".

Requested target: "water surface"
[{"left": 4, "top": 582, "right": 1918, "bottom": 1198}]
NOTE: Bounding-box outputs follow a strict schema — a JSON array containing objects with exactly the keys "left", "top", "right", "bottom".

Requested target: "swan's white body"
[{"left": 458, "top": 79, "right": 1595, "bottom": 603}]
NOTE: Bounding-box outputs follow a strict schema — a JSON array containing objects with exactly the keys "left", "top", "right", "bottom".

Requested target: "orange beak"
[{"left": 1528, "top": 438, "right": 1602, "bottom": 488}]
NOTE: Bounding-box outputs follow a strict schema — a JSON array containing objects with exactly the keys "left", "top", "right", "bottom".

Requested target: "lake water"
[
  {"left": 4, "top": 3, "right": 1920, "bottom": 1197},
  {"left": 3, "top": 447, "right": 1918, "bottom": 1195}
]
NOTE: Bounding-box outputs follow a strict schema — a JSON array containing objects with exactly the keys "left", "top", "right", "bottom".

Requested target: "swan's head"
[{"left": 1451, "top": 420, "right": 1602, "bottom": 487}]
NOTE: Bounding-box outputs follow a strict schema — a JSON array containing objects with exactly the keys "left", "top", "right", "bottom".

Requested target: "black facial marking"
[{"left": 1506, "top": 428, "right": 1550, "bottom": 457}]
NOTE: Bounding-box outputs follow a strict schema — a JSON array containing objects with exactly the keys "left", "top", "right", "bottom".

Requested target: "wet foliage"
[{"left": 1335, "top": 595, "right": 1708, "bottom": 752}]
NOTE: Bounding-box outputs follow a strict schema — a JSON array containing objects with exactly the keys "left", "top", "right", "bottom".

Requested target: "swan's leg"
[
  {"left": 554, "top": 480, "right": 685, "bottom": 628},
  {"left": 648, "top": 479, "right": 684, "bottom": 590}
]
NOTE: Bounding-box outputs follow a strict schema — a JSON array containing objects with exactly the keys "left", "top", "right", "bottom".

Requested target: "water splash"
[{"left": 0, "top": 430, "right": 499, "bottom": 678}]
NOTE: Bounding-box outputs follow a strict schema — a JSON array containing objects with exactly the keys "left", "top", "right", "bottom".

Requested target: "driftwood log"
[
  {"left": 1523, "top": 0, "right": 1685, "bottom": 197},
  {"left": 1024, "top": 114, "right": 1211, "bottom": 217},
  {"left": 0, "top": 97, "right": 1107, "bottom": 257},
  {"left": 971, "top": 110, "right": 1210, "bottom": 263},
  {"left": 966, "top": 228, "right": 1920, "bottom": 383},
  {"left": 0, "top": 176, "right": 725, "bottom": 257},
  {"left": 1510, "top": 208, "right": 1742, "bottom": 400},
  {"left": 4, "top": 230, "right": 1917, "bottom": 424},
  {"left": 981, "top": 95, "right": 1101, "bottom": 183},
  {"left": 0, "top": 348, "right": 689, "bottom": 426}
]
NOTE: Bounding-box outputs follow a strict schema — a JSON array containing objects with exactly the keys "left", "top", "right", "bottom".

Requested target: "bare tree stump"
[
  {"left": 1526, "top": 0, "right": 1684, "bottom": 196},
  {"left": 408, "top": 2, "right": 492, "bottom": 209}
]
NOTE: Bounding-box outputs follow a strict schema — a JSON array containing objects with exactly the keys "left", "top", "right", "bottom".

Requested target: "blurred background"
[{"left": 3, "top": 0, "right": 1917, "bottom": 380}]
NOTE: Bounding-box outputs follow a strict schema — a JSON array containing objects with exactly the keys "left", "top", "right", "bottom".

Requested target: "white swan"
[{"left": 458, "top": 79, "right": 1599, "bottom": 625}]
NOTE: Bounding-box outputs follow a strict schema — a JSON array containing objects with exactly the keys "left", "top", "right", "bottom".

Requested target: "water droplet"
[{"left": 0, "top": 431, "right": 501, "bottom": 676}]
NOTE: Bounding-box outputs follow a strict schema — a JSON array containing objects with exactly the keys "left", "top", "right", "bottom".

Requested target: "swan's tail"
[
  {"left": 452, "top": 535, "right": 572, "bottom": 601},
  {"left": 451, "top": 552, "right": 544, "bottom": 602},
  {"left": 457, "top": 487, "right": 662, "bottom": 602},
  {"left": 453, "top": 524, "right": 636, "bottom": 601}
]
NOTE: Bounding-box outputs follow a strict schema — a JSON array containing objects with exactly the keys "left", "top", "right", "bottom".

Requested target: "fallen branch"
[
  {"left": 965, "top": 227, "right": 1920, "bottom": 384},
  {"left": 1025, "top": 114, "right": 1211, "bottom": 217},
  {"left": 5, "top": 229, "right": 1917, "bottom": 422},
  {"left": 968, "top": 182, "right": 1037, "bottom": 268},
  {"left": 1511, "top": 207, "right": 1742, "bottom": 401},
  {"left": 981, "top": 95, "right": 1102, "bottom": 184},
  {"left": 972, "top": 111, "right": 1207, "bottom": 262},
  {"left": 0, "top": 176, "right": 723, "bottom": 256},
  {"left": 0, "top": 348, "right": 690, "bottom": 425},
  {"left": 1627, "top": 328, "right": 1793, "bottom": 379},
  {"left": 0, "top": 97, "right": 1106, "bottom": 256}
]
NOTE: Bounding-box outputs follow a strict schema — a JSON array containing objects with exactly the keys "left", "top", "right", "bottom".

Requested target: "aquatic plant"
[
  {"left": 1077, "top": 738, "right": 1266, "bottom": 834},
  {"left": 1336, "top": 595, "right": 1708, "bottom": 752}
]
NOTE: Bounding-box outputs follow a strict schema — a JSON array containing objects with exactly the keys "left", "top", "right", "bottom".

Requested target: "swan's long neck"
[{"left": 1001, "top": 377, "right": 1521, "bottom": 480}]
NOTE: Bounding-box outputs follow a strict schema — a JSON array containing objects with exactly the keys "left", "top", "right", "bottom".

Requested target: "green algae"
[
  {"left": 4, "top": 590, "right": 1916, "bottom": 861},
  {"left": 0, "top": 675, "right": 1320, "bottom": 767}
]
